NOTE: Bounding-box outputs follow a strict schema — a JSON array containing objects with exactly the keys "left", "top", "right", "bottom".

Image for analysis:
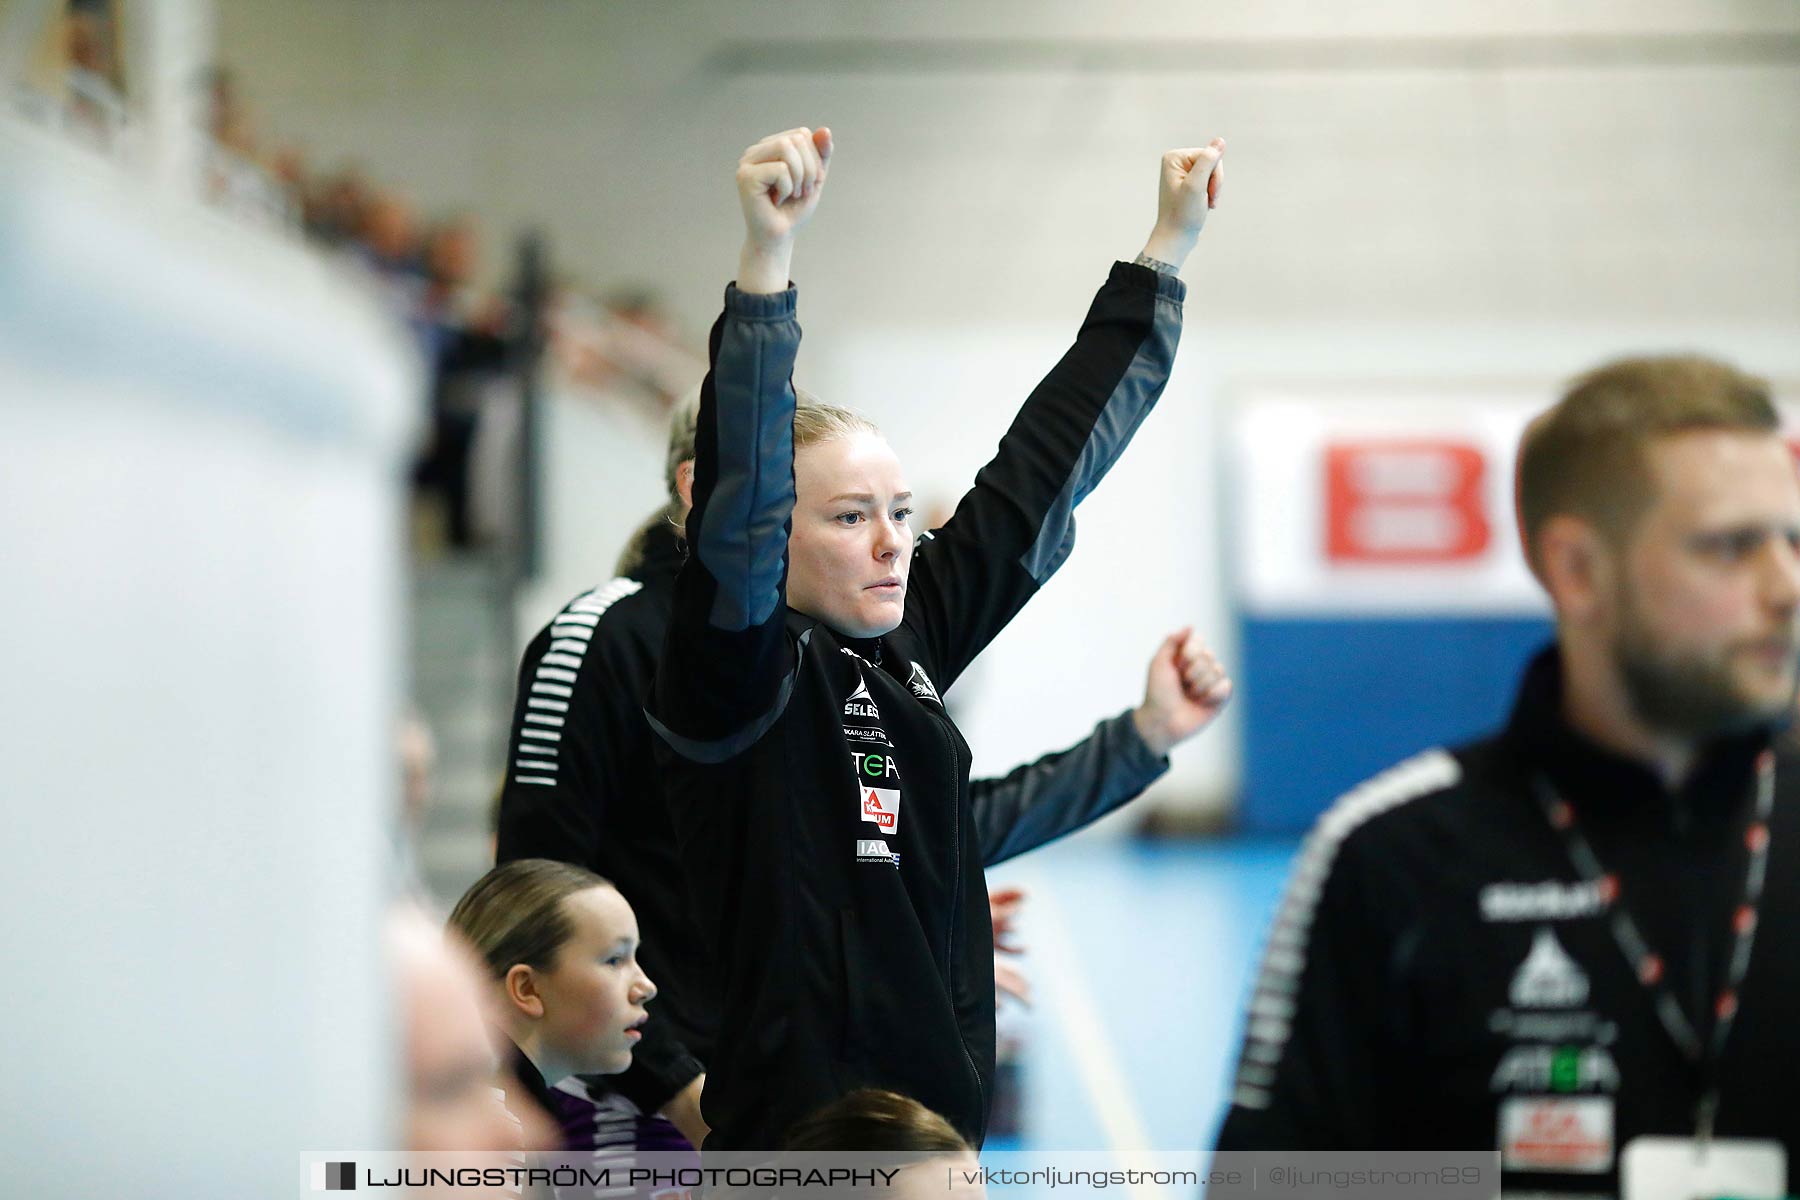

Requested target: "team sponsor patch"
[
  {"left": 843, "top": 724, "right": 890, "bottom": 745},
  {"left": 905, "top": 661, "right": 942, "bottom": 706},
  {"left": 860, "top": 786, "right": 900, "bottom": 835},
  {"left": 1481, "top": 880, "right": 1608, "bottom": 923},
  {"left": 1490, "top": 1045, "right": 1620, "bottom": 1095},
  {"left": 1510, "top": 928, "right": 1590, "bottom": 1009},
  {"left": 843, "top": 675, "right": 880, "bottom": 719},
  {"left": 856, "top": 838, "right": 899, "bottom": 866},
  {"left": 1500, "top": 1096, "right": 1614, "bottom": 1174},
  {"left": 1488, "top": 1010, "right": 1618, "bottom": 1045},
  {"left": 850, "top": 748, "right": 901, "bottom": 783}
]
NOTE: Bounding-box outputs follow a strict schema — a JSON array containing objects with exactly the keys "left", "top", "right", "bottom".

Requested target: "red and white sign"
[
  {"left": 1232, "top": 391, "right": 1549, "bottom": 615},
  {"left": 1233, "top": 388, "right": 1800, "bottom": 616},
  {"left": 1500, "top": 1096, "right": 1614, "bottom": 1174},
  {"left": 861, "top": 787, "right": 900, "bottom": 835},
  {"left": 1325, "top": 440, "right": 1491, "bottom": 563}
]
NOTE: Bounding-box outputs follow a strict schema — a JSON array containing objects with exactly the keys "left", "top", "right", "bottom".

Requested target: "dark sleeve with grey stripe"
[
  {"left": 900, "top": 261, "right": 1183, "bottom": 688},
  {"left": 1213, "top": 827, "right": 1397, "bottom": 1148},
  {"left": 972, "top": 709, "right": 1169, "bottom": 866},
  {"left": 649, "top": 283, "right": 803, "bottom": 758}
]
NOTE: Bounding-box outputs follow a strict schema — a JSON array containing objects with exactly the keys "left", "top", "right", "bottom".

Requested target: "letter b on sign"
[{"left": 1325, "top": 440, "right": 1490, "bottom": 563}]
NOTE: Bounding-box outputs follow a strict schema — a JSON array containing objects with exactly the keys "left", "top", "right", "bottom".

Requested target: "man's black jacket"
[{"left": 1216, "top": 648, "right": 1800, "bottom": 1196}]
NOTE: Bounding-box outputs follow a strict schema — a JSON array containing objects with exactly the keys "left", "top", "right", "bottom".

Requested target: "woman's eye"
[
  {"left": 604, "top": 954, "right": 627, "bottom": 967},
  {"left": 835, "top": 512, "right": 863, "bottom": 526},
  {"left": 894, "top": 508, "right": 914, "bottom": 523}
]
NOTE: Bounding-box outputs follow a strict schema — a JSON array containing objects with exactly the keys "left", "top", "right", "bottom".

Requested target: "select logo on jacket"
[
  {"left": 905, "top": 661, "right": 942, "bottom": 706},
  {"left": 1509, "top": 928, "right": 1590, "bottom": 1009},
  {"left": 844, "top": 676, "right": 880, "bottom": 720},
  {"left": 861, "top": 786, "right": 900, "bottom": 835}
]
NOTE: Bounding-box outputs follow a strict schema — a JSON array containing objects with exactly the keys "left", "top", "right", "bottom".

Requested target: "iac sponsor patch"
[{"left": 856, "top": 838, "right": 899, "bottom": 867}]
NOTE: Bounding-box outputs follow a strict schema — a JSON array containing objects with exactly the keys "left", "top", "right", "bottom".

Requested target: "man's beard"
[{"left": 1614, "top": 603, "right": 1799, "bottom": 739}]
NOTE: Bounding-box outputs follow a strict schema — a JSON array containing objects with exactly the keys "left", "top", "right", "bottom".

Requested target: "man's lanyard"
[{"left": 1529, "top": 750, "right": 1775, "bottom": 1144}]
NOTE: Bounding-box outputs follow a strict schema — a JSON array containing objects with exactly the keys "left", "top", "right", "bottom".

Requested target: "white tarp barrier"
[{"left": 0, "top": 118, "right": 420, "bottom": 1194}]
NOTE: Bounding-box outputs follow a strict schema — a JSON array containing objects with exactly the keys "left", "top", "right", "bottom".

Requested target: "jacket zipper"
[{"left": 931, "top": 712, "right": 988, "bottom": 1121}]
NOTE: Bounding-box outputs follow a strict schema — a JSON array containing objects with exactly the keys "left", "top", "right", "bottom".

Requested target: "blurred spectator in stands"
[
  {"left": 392, "top": 709, "right": 438, "bottom": 894},
  {"left": 62, "top": 0, "right": 124, "bottom": 140},
  {"left": 14, "top": 0, "right": 127, "bottom": 146},
  {"left": 358, "top": 188, "right": 429, "bottom": 315},
  {"left": 310, "top": 166, "right": 374, "bottom": 248},
  {"left": 412, "top": 213, "right": 514, "bottom": 550},
  {"left": 208, "top": 67, "right": 256, "bottom": 158},
  {"left": 546, "top": 283, "right": 703, "bottom": 415},
  {"left": 204, "top": 66, "right": 295, "bottom": 227},
  {"left": 269, "top": 143, "right": 309, "bottom": 223},
  {"left": 423, "top": 215, "right": 511, "bottom": 349},
  {"left": 424, "top": 217, "right": 480, "bottom": 322}
]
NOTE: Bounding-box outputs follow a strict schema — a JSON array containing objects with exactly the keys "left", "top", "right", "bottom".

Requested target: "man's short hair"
[{"left": 1517, "top": 354, "right": 1778, "bottom": 575}]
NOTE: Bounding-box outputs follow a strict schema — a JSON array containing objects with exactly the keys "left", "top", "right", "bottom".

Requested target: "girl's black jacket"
[
  {"left": 494, "top": 520, "right": 1172, "bottom": 1120},
  {"left": 646, "top": 262, "right": 1184, "bottom": 1151}
]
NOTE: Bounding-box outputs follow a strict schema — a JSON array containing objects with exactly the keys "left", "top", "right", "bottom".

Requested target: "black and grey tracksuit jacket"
[
  {"left": 1216, "top": 648, "right": 1800, "bottom": 1197},
  {"left": 644, "top": 262, "right": 1184, "bottom": 1150},
  {"left": 496, "top": 476, "right": 1175, "bottom": 1116}
]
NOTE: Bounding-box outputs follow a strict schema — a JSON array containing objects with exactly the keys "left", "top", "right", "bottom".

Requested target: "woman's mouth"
[{"left": 865, "top": 577, "right": 903, "bottom": 593}]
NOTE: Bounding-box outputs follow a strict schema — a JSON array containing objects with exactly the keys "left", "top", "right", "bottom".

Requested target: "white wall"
[
  {"left": 218, "top": 0, "right": 1800, "bottom": 814},
  {"left": 0, "top": 118, "right": 419, "bottom": 1189}
]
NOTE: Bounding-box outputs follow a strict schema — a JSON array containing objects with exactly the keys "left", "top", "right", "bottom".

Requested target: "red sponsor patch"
[{"left": 860, "top": 787, "right": 900, "bottom": 835}]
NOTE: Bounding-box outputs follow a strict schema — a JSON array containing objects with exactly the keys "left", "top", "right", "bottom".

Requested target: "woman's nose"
[{"left": 875, "top": 518, "right": 906, "bottom": 560}]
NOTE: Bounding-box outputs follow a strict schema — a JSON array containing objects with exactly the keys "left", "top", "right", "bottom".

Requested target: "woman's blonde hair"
[
  {"left": 792, "top": 394, "right": 881, "bottom": 450},
  {"left": 619, "top": 382, "right": 888, "bottom": 575},
  {"left": 664, "top": 382, "right": 881, "bottom": 508}
]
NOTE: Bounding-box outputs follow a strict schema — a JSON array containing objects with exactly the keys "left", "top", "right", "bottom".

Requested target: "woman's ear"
[
  {"left": 675, "top": 460, "right": 695, "bottom": 515},
  {"left": 503, "top": 964, "right": 545, "bottom": 1021}
]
